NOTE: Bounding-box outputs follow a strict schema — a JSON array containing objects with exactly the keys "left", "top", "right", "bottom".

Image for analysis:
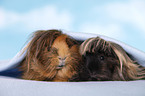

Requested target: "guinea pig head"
[
  {"left": 80, "top": 37, "right": 145, "bottom": 81},
  {"left": 83, "top": 51, "right": 119, "bottom": 81},
  {"left": 81, "top": 38, "right": 119, "bottom": 81},
  {"left": 20, "top": 30, "right": 81, "bottom": 81}
]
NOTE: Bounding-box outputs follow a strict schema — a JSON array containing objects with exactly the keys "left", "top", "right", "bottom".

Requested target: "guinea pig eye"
[
  {"left": 47, "top": 47, "right": 51, "bottom": 51},
  {"left": 100, "top": 56, "right": 104, "bottom": 60}
]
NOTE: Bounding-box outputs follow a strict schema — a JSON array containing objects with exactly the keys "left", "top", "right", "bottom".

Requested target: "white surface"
[
  {"left": 0, "top": 48, "right": 26, "bottom": 72},
  {"left": 0, "top": 76, "right": 145, "bottom": 96}
]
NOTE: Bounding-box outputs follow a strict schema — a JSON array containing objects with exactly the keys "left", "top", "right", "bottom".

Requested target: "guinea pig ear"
[{"left": 66, "top": 37, "right": 78, "bottom": 48}]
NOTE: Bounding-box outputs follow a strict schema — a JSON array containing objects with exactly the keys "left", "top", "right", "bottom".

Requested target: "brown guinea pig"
[
  {"left": 78, "top": 37, "right": 145, "bottom": 81},
  {"left": 19, "top": 29, "right": 82, "bottom": 81}
]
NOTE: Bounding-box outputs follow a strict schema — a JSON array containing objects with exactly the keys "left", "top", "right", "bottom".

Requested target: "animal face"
[
  {"left": 49, "top": 35, "right": 76, "bottom": 69},
  {"left": 39, "top": 35, "right": 80, "bottom": 81},
  {"left": 83, "top": 51, "right": 119, "bottom": 81},
  {"left": 20, "top": 30, "right": 81, "bottom": 81}
]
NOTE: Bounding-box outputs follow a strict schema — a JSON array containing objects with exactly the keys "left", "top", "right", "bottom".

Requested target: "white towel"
[{"left": 0, "top": 32, "right": 145, "bottom": 72}]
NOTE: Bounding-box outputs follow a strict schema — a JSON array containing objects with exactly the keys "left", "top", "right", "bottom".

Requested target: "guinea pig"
[
  {"left": 78, "top": 37, "right": 145, "bottom": 81},
  {"left": 19, "top": 29, "right": 82, "bottom": 81}
]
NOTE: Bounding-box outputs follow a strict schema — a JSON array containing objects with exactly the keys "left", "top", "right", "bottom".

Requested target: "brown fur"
[
  {"left": 79, "top": 37, "right": 145, "bottom": 81},
  {"left": 20, "top": 30, "right": 82, "bottom": 81}
]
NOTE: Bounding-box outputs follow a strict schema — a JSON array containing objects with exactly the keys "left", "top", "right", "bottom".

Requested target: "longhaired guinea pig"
[
  {"left": 78, "top": 37, "right": 145, "bottom": 81},
  {"left": 19, "top": 29, "right": 82, "bottom": 81}
]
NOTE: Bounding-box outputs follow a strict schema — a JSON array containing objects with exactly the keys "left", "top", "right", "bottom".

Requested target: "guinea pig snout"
[{"left": 56, "top": 57, "right": 66, "bottom": 69}]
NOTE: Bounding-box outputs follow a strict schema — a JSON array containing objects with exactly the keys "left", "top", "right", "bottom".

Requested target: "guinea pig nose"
[
  {"left": 58, "top": 57, "right": 66, "bottom": 60},
  {"left": 57, "top": 60, "right": 65, "bottom": 69}
]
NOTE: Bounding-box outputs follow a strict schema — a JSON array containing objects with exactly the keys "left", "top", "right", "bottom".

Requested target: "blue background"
[{"left": 0, "top": 0, "right": 145, "bottom": 60}]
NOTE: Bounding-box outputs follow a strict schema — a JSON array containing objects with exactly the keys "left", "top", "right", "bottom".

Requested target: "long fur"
[
  {"left": 79, "top": 37, "right": 145, "bottom": 81},
  {"left": 19, "top": 29, "right": 82, "bottom": 81}
]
